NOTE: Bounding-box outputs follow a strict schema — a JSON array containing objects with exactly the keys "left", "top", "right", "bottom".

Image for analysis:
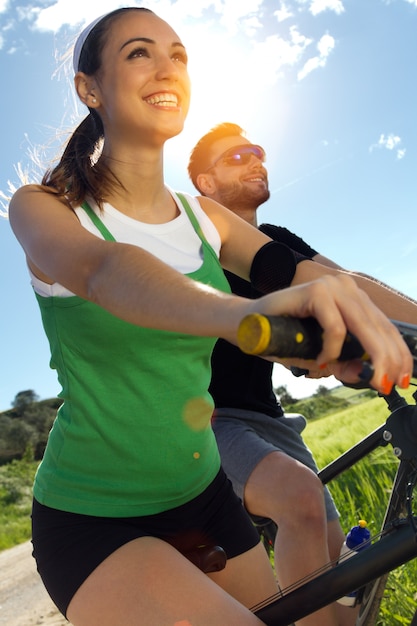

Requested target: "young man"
[{"left": 188, "top": 123, "right": 417, "bottom": 626}]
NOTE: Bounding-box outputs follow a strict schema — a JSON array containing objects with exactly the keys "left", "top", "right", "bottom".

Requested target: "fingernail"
[
  {"left": 400, "top": 374, "right": 410, "bottom": 389},
  {"left": 381, "top": 374, "right": 394, "bottom": 396}
]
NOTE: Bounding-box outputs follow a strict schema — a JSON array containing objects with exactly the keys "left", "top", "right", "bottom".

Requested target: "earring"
[{"left": 92, "top": 97, "right": 97, "bottom": 104}]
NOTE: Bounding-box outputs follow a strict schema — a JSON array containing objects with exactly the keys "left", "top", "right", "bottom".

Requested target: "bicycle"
[{"left": 230, "top": 314, "right": 417, "bottom": 626}]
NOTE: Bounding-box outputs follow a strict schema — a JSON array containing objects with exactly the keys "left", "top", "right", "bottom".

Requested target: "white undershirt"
[{"left": 30, "top": 189, "right": 222, "bottom": 298}]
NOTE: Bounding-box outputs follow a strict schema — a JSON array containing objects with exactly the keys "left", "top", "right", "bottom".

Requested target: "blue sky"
[{"left": 1, "top": 0, "right": 417, "bottom": 410}]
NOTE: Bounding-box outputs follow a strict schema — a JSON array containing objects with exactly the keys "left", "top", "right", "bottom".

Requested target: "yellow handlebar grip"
[{"left": 237, "top": 313, "right": 272, "bottom": 355}]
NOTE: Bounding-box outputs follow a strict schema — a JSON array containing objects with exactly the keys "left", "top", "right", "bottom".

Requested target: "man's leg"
[
  {"left": 245, "top": 450, "right": 340, "bottom": 626},
  {"left": 213, "top": 410, "right": 357, "bottom": 625}
]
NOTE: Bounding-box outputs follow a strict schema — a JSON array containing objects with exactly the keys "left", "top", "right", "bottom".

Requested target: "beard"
[{"left": 214, "top": 180, "right": 270, "bottom": 210}]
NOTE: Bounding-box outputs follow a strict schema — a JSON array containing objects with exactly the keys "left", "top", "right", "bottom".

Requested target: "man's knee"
[{"left": 245, "top": 453, "right": 325, "bottom": 524}]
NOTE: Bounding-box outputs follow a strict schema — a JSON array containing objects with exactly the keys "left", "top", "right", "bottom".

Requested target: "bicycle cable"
[
  {"left": 250, "top": 557, "right": 356, "bottom": 613},
  {"left": 249, "top": 523, "right": 406, "bottom": 614}
]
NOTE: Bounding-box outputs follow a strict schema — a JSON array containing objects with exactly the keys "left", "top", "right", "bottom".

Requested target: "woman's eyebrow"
[{"left": 120, "top": 37, "right": 186, "bottom": 52}]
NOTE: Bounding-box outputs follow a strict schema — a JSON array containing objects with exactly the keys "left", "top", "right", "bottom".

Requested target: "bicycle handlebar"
[{"left": 237, "top": 314, "right": 417, "bottom": 378}]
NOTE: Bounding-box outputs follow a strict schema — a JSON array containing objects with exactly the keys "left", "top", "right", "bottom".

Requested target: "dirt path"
[{"left": 0, "top": 541, "right": 70, "bottom": 626}]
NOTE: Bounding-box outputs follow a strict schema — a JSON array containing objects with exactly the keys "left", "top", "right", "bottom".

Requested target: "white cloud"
[
  {"left": 379, "top": 133, "right": 400, "bottom": 150},
  {"left": 214, "top": 0, "right": 264, "bottom": 35},
  {"left": 297, "top": 32, "right": 334, "bottom": 80},
  {"left": 317, "top": 32, "right": 334, "bottom": 55},
  {"left": 369, "top": 133, "right": 406, "bottom": 159},
  {"left": 249, "top": 26, "right": 312, "bottom": 86},
  {"left": 274, "top": 1, "right": 294, "bottom": 22},
  {"left": 289, "top": 0, "right": 345, "bottom": 14},
  {"left": 244, "top": 16, "right": 264, "bottom": 36},
  {"left": 32, "top": 0, "right": 131, "bottom": 32},
  {"left": 309, "top": 0, "right": 345, "bottom": 15},
  {"left": 166, "top": 0, "right": 214, "bottom": 19},
  {"left": 0, "top": 0, "right": 8, "bottom": 15},
  {"left": 0, "top": 0, "right": 341, "bottom": 96},
  {"left": 17, "top": 0, "right": 264, "bottom": 36}
]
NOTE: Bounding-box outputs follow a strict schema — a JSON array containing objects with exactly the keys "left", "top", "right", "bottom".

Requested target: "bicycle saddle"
[{"left": 184, "top": 545, "right": 227, "bottom": 573}]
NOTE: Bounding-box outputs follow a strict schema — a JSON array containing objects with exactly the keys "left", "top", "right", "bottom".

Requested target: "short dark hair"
[{"left": 188, "top": 122, "right": 245, "bottom": 193}]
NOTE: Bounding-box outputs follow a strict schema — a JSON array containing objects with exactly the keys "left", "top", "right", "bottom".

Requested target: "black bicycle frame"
[
  {"left": 254, "top": 519, "right": 417, "bottom": 625},
  {"left": 254, "top": 390, "right": 417, "bottom": 625}
]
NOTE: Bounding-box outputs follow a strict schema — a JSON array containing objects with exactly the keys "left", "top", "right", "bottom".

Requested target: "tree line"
[
  {"left": 275, "top": 383, "right": 377, "bottom": 420},
  {"left": 1, "top": 385, "right": 376, "bottom": 465},
  {"left": 0, "top": 390, "right": 62, "bottom": 464}
]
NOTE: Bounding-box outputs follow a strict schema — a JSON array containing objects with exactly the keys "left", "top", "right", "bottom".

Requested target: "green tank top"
[{"left": 33, "top": 194, "right": 231, "bottom": 516}]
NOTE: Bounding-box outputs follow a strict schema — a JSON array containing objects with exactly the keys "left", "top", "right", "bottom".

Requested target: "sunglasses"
[{"left": 209, "top": 144, "right": 266, "bottom": 169}]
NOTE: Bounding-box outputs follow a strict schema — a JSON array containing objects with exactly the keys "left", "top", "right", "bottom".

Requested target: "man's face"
[{"left": 202, "top": 136, "right": 270, "bottom": 209}]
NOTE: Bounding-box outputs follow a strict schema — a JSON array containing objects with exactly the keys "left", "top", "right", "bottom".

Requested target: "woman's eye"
[
  {"left": 128, "top": 47, "right": 148, "bottom": 59},
  {"left": 172, "top": 51, "right": 188, "bottom": 65}
]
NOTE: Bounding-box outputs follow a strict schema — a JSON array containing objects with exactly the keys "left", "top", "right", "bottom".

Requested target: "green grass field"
[
  {"left": 303, "top": 386, "right": 417, "bottom": 625},
  {"left": 0, "top": 456, "right": 37, "bottom": 551}
]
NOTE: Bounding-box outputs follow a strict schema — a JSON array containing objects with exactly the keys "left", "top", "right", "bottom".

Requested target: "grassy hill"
[
  {"left": 330, "top": 384, "right": 377, "bottom": 402},
  {"left": 284, "top": 383, "right": 378, "bottom": 420},
  {"left": 0, "top": 455, "right": 37, "bottom": 550}
]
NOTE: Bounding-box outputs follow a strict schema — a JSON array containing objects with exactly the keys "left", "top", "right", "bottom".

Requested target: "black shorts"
[{"left": 31, "top": 467, "right": 260, "bottom": 617}]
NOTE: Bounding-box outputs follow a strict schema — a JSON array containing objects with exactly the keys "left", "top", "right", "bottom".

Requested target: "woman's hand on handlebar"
[{"left": 249, "top": 274, "right": 412, "bottom": 395}]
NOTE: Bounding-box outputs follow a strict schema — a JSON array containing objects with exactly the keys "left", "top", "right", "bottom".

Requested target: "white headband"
[{"left": 73, "top": 14, "right": 106, "bottom": 73}]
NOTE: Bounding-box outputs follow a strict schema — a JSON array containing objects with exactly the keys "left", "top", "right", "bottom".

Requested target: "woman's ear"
[
  {"left": 196, "top": 173, "right": 217, "bottom": 196},
  {"left": 74, "top": 72, "right": 100, "bottom": 109}
]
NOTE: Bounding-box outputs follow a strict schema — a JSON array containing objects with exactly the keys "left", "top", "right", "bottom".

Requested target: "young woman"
[{"left": 9, "top": 8, "right": 412, "bottom": 626}]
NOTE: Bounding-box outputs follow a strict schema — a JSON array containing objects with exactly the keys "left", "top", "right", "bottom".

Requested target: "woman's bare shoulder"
[
  {"left": 12, "top": 183, "right": 61, "bottom": 201},
  {"left": 10, "top": 184, "right": 72, "bottom": 216}
]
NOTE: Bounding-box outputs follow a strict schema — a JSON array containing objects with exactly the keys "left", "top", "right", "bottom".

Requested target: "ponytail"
[
  {"left": 42, "top": 7, "right": 153, "bottom": 210},
  {"left": 42, "top": 111, "right": 121, "bottom": 210}
]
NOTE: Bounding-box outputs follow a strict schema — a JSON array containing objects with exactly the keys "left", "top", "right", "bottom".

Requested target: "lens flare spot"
[{"left": 183, "top": 397, "right": 212, "bottom": 431}]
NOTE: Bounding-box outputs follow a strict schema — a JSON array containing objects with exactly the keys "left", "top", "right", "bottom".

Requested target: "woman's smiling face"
[{"left": 91, "top": 10, "right": 191, "bottom": 146}]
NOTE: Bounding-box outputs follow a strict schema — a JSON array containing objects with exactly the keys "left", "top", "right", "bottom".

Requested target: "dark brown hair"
[{"left": 42, "top": 7, "right": 154, "bottom": 209}]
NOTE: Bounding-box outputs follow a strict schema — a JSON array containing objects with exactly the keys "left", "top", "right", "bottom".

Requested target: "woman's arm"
[
  {"left": 10, "top": 186, "right": 412, "bottom": 394},
  {"left": 9, "top": 186, "right": 248, "bottom": 342}
]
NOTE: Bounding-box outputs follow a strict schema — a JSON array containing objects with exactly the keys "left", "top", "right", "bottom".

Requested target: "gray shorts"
[{"left": 212, "top": 408, "right": 339, "bottom": 522}]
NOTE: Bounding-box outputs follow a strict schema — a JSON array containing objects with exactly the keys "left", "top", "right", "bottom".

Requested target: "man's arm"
[
  {"left": 313, "top": 253, "right": 417, "bottom": 308},
  {"left": 260, "top": 223, "right": 417, "bottom": 318},
  {"left": 312, "top": 253, "right": 342, "bottom": 270},
  {"left": 309, "top": 253, "right": 417, "bottom": 313},
  {"left": 293, "top": 259, "right": 417, "bottom": 324},
  {"left": 352, "top": 271, "right": 417, "bottom": 307}
]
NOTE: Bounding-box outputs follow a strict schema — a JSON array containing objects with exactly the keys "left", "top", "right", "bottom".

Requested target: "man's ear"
[{"left": 196, "top": 173, "right": 217, "bottom": 196}]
